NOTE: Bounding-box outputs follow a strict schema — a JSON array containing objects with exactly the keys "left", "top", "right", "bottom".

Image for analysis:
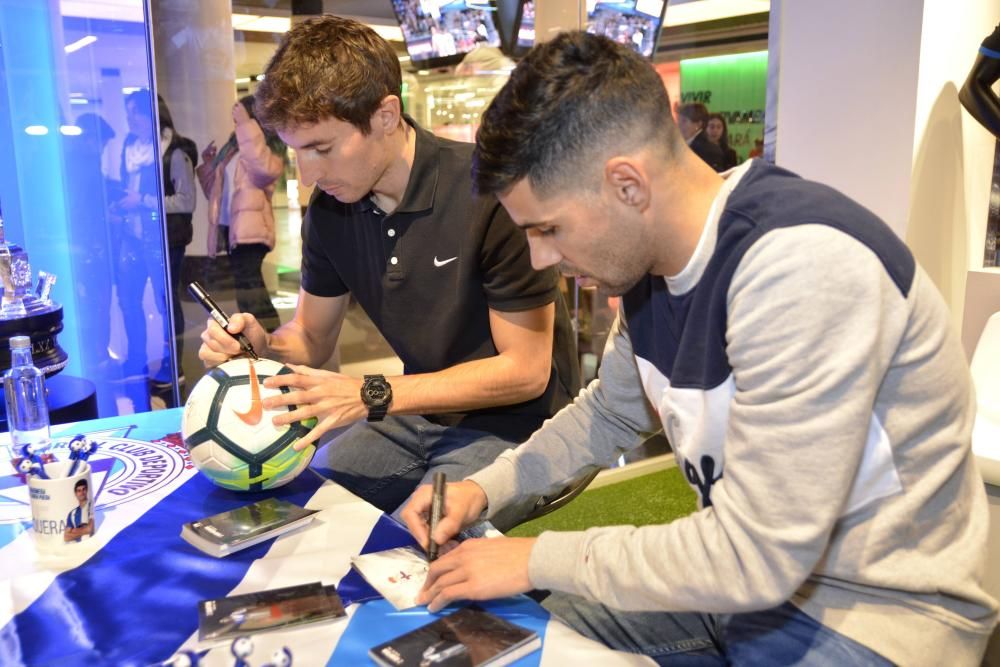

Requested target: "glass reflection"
[{"left": 0, "top": 1, "right": 172, "bottom": 418}]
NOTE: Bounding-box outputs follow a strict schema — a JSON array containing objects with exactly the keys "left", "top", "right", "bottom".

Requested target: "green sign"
[{"left": 680, "top": 51, "right": 768, "bottom": 162}]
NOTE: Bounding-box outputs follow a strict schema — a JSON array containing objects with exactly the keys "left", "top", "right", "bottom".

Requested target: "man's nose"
[
  {"left": 527, "top": 235, "right": 560, "bottom": 270},
  {"left": 297, "top": 157, "right": 320, "bottom": 188}
]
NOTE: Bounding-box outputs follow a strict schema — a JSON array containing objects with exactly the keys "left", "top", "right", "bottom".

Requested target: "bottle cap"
[{"left": 10, "top": 335, "right": 29, "bottom": 349}]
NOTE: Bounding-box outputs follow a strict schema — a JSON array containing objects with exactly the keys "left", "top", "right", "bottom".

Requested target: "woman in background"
[
  {"left": 706, "top": 112, "right": 739, "bottom": 171},
  {"left": 197, "top": 95, "right": 283, "bottom": 332}
]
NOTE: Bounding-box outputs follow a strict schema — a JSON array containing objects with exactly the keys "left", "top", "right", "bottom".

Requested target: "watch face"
[
  {"left": 364, "top": 384, "right": 386, "bottom": 401},
  {"left": 363, "top": 378, "right": 391, "bottom": 405}
]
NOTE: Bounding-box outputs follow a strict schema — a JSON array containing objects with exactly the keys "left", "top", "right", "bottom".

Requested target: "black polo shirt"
[{"left": 300, "top": 118, "right": 579, "bottom": 442}]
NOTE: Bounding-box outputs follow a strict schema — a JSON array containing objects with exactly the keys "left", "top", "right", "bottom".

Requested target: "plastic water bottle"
[{"left": 3, "top": 335, "right": 50, "bottom": 451}]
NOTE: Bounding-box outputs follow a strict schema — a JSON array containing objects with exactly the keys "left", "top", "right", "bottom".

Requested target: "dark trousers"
[
  {"left": 229, "top": 243, "right": 280, "bottom": 332},
  {"left": 166, "top": 244, "right": 185, "bottom": 371}
]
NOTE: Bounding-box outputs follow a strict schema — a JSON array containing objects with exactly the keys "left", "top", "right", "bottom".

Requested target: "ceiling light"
[
  {"left": 60, "top": 125, "right": 83, "bottom": 136},
  {"left": 25, "top": 126, "right": 49, "bottom": 136},
  {"left": 232, "top": 14, "right": 291, "bottom": 33},
  {"left": 65, "top": 35, "right": 97, "bottom": 54},
  {"left": 368, "top": 24, "right": 403, "bottom": 42},
  {"left": 61, "top": 0, "right": 142, "bottom": 23}
]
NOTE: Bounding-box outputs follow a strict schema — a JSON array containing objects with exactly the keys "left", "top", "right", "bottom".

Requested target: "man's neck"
[
  {"left": 648, "top": 154, "right": 724, "bottom": 277},
  {"left": 371, "top": 122, "right": 417, "bottom": 214}
]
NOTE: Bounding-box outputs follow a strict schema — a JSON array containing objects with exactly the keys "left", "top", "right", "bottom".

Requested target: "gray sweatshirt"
[{"left": 469, "top": 160, "right": 998, "bottom": 665}]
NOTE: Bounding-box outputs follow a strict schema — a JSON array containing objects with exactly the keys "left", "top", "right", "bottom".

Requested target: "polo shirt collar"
[{"left": 365, "top": 115, "right": 439, "bottom": 215}]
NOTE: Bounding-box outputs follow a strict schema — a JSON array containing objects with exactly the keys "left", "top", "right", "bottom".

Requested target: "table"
[{"left": 0, "top": 409, "right": 652, "bottom": 666}]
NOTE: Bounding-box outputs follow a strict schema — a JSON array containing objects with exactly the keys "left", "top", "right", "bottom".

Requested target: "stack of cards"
[
  {"left": 197, "top": 582, "right": 346, "bottom": 642},
  {"left": 181, "top": 498, "right": 319, "bottom": 558}
]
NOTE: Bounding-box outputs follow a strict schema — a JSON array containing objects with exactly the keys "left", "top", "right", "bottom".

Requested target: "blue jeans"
[
  {"left": 542, "top": 595, "right": 894, "bottom": 666},
  {"left": 311, "top": 415, "right": 536, "bottom": 531}
]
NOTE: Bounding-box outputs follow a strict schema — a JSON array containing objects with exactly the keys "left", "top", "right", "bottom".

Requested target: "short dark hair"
[
  {"left": 125, "top": 89, "right": 153, "bottom": 120},
  {"left": 75, "top": 479, "right": 88, "bottom": 492},
  {"left": 157, "top": 94, "right": 175, "bottom": 134},
  {"left": 473, "top": 31, "right": 680, "bottom": 198},
  {"left": 677, "top": 102, "right": 709, "bottom": 128},
  {"left": 255, "top": 15, "right": 403, "bottom": 134}
]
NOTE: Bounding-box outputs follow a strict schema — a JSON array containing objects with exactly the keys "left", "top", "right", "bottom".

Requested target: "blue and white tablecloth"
[{"left": 0, "top": 409, "right": 650, "bottom": 666}]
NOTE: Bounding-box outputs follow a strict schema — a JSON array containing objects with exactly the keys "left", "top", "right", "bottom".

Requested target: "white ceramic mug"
[{"left": 27, "top": 460, "right": 96, "bottom": 551}]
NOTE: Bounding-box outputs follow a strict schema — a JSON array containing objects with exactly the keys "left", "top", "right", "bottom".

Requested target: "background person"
[
  {"left": 197, "top": 95, "right": 284, "bottom": 333},
  {"left": 676, "top": 101, "right": 724, "bottom": 171},
  {"left": 402, "top": 31, "right": 998, "bottom": 665},
  {"left": 198, "top": 16, "right": 579, "bottom": 530},
  {"left": 113, "top": 89, "right": 174, "bottom": 409},
  {"left": 706, "top": 112, "right": 738, "bottom": 171},
  {"left": 153, "top": 95, "right": 198, "bottom": 400}
]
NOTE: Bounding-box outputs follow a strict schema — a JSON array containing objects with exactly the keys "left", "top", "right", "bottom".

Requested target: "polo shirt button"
[
  {"left": 387, "top": 228, "right": 396, "bottom": 237},
  {"left": 390, "top": 257, "right": 398, "bottom": 265}
]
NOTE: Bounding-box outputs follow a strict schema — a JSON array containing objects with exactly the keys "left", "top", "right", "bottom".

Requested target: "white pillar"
[{"left": 150, "top": 1, "right": 237, "bottom": 258}]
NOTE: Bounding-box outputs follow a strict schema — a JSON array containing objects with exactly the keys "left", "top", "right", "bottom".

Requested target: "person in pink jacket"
[{"left": 197, "top": 96, "right": 285, "bottom": 331}]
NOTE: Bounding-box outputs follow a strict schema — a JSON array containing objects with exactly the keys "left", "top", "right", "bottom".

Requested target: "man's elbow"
[{"left": 515, "top": 356, "right": 552, "bottom": 401}]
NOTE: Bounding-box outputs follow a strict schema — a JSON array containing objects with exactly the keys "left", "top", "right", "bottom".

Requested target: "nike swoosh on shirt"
[
  {"left": 433, "top": 256, "right": 458, "bottom": 267},
  {"left": 233, "top": 360, "right": 263, "bottom": 426}
]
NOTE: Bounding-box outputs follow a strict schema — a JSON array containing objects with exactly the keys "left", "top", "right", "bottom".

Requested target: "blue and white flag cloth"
[{"left": 0, "top": 409, "right": 648, "bottom": 666}]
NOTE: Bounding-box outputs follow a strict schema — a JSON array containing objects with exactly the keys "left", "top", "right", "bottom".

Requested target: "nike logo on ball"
[
  {"left": 233, "top": 360, "right": 263, "bottom": 426},
  {"left": 433, "top": 256, "right": 457, "bottom": 267}
]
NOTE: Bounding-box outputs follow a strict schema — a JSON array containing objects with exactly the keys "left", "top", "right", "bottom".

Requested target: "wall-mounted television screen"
[
  {"left": 392, "top": 0, "right": 502, "bottom": 69},
  {"left": 516, "top": 0, "right": 535, "bottom": 51},
  {"left": 499, "top": 0, "right": 665, "bottom": 60},
  {"left": 588, "top": 1, "right": 666, "bottom": 59}
]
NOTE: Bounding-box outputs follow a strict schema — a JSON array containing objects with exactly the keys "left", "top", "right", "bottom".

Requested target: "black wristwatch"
[{"left": 360, "top": 374, "right": 393, "bottom": 422}]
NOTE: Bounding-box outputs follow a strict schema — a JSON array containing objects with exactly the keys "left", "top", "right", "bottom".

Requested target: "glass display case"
[{"left": 0, "top": 0, "right": 171, "bottom": 418}]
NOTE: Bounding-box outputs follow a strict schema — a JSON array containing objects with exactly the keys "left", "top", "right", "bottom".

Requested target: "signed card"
[{"left": 350, "top": 546, "right": 430, "bottom": 611}]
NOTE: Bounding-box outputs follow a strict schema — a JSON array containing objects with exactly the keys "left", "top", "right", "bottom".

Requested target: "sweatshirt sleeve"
[
  {"left": 525, "top": 225, "right": 909, "bottom": 614},
  {"left": 163, "top": 149, "right": 196, "bottom": 214},
  {"left": 467, "top": 309, "right": 661, "bottom": 514}
]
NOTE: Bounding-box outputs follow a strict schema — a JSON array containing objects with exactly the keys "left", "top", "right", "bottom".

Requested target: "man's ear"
[
  {"left": 605, "top": 157, "right": 650, "bottom": 211},
  {"left": 373, "top": 95, "right": 402, "bottom": 135}
]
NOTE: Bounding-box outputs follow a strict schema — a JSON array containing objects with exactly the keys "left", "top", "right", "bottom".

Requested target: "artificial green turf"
[{"left": 507, "top": 465, "right": 698, "bottom": 537}]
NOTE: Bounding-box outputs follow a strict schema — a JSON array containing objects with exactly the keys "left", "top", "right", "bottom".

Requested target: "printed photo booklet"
[
  {"left": 180, "top": 497, "right": 319, "bottom": 557},
  {"left": 198, "top": 581, "right": 346, "bottom": 642},
  {"left": 369, "top": 605, "right": 541, "bottom": 667}
]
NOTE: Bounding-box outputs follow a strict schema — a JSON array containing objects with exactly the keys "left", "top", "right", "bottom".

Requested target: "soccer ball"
[{"left": 182, "top": 358, "right": 316, "bottom": 491}]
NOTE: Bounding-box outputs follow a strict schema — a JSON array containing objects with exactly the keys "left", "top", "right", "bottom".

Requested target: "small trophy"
[{"left": 0, "top": 200, "right": 67, "bottom": 377}]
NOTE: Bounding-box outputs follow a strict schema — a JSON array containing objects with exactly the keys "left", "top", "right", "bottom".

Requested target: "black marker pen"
[
  {"left": 427, "top": 472, "right": 446, "bottom": 561},
  {"left": 187, "top": 281, "right": 260, "bottom": 361}
]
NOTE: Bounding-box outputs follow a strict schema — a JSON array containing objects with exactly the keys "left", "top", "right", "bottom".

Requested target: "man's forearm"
[
  {"left": 386, "top": 352, "right": 549, "bottom": 416},
  {"left": 265, "top": 319, "right": 338, "bottom": 368}
]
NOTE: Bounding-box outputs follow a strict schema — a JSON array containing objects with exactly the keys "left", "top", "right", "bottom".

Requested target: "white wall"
[
  {"left": 771, "top": 0, "right": 923, "bottom": 235},
  {"left": 771, "top": 0, "right": 1000, "bottom": 337},
  {"left": 907, "top": 0, "right": 999, "bottom": 337}
]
